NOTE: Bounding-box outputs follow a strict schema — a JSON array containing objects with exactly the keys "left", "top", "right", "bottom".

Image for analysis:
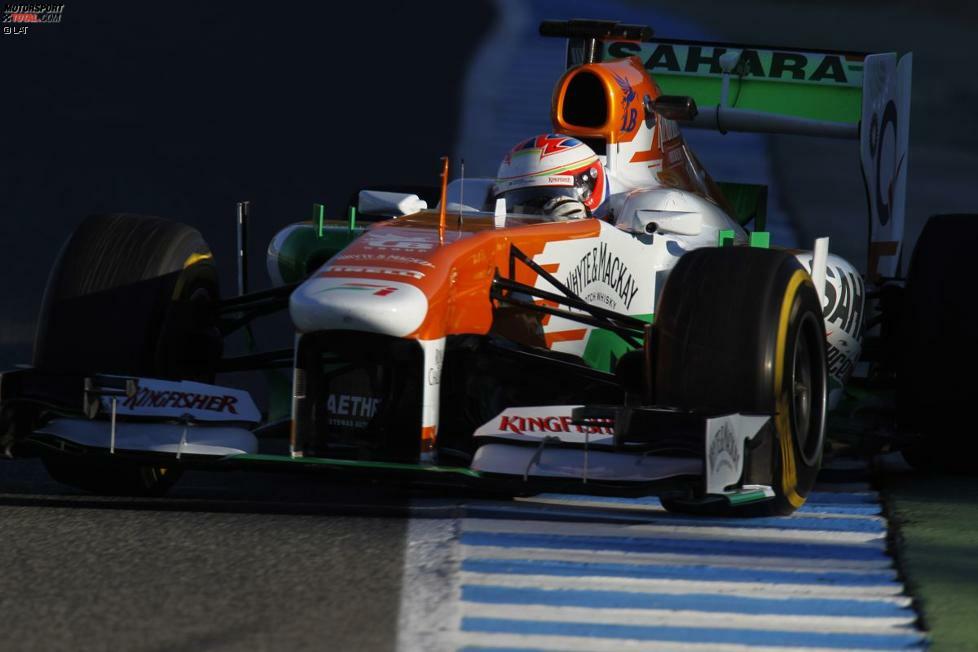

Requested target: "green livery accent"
[
  {"left": 749, "top": 231, "right": 770, "bottom": 249},
  {"left": 276, "top": 222, "right": 367, "bottom": 284},
  {"left": 582, "top": 313, "right": 653, "bottom": 372},
  {"left": 717, "top": 229, "right": 736, "bottom": 247},
  {"left": 231, "top": 453, "right": 482, "bottom": 478},
  {"left": 603, "top": 41, "right": 865, "bottom": 124},
  {"left": 314, "top": 203, "right": 325, "bottom": 238},
  {"left": 726, "top": 488, "right": 771, "bottom": 505},
  {"left": 718, "top": 182, "right": 767, "bottom": 230}
]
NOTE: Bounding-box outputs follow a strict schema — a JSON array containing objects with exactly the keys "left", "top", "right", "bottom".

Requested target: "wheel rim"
[{"left": 790, "top": 312, "right": 826, "bottom": 467}]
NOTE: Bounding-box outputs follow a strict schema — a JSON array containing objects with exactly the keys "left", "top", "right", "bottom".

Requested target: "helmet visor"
[
  {"left": 500, "top": 186, "right": 582, "bottom": 215},
  {"left": 495, "top": 168, "right": 598, "bottom": 216}
]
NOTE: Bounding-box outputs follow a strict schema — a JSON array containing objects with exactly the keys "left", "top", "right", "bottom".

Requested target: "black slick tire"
[
  {"left": 33, "top": 213, "right": 221, "bottom": 496},
  {"left": 897, "top": 214, "right": 978, "bottom": 472},
  {"left": 654, "top": 247, "right": 827, "bottom": 516}
]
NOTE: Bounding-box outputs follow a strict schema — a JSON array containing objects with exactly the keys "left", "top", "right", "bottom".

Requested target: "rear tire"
[
  {"left": 34, "top": 213, "right": 222, "bottom": 495},
  {"left": 654, "top": 247, "right": 827, "bottom": 516},
  {"left": 897, "top": 214, "right": 978, "bottom": 472}
]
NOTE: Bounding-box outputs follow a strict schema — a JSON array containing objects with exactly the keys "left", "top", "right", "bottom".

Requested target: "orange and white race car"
[{"left": 2, "top": 20, "right": 927, "bottom": 515}]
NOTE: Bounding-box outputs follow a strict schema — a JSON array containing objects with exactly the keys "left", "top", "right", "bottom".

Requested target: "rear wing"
[{"left": 545, "top": 20, "right": 912, "bottom": 279}]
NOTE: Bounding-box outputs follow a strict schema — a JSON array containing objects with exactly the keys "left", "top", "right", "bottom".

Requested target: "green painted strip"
[
  {"left": 315, "top": 203, "right": 325, "bottom": 238},
  {"left": 717, "top": 229, "right": 735, "bottom": 247},
  {"left": 750, "top": 231, "right": 770, "bottom": 249},
  {"left": 230, "top": 453, "right": 483, "bottom": 478},
  {"left": 717, "top": 181, "right": 767, "bottom": 228},
  {"left": 727, "top": 489, "right": 770, "bottom": 505},
  {"left": 581, "top": 313, "right": 653, "bottom": 372}
]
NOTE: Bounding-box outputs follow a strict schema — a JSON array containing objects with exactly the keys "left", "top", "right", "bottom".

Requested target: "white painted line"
[
  {"left": 460, "top": 545, "right": 896, "bottom": 572},
  {"left": 462, "top": 517, "right": 887, "bottom": 546},
  {"left": 460, "top": 572, "right": 913, "bottom": 605},
  {"left": 459, "top": 602, "right": 919, "bottom": 634},
  {"left": 395, "top": 517, "right": 461, "bottom": 652},
  {"left": 513, "top": 496, "right": 884, "bottom": 521},
  {"left": 454, "top": 631, "right": 897, "bottom": 652}
]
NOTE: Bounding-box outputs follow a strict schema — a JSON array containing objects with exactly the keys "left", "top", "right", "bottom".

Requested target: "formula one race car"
[{"left": 2, "top": 19, "right": 955, "bottom": 515}]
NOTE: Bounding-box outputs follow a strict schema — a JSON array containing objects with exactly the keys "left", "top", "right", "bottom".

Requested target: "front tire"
[
  {"left": 654, "top": 247, "right": 827, "bottom": 516},
  {"left": 33, "top": 213, "right": 221, "bottom": 495}
]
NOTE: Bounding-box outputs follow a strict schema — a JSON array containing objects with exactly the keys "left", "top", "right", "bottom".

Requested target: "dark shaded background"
[{"left": 0, "top": 0, "right": 494, "bottom": 368}]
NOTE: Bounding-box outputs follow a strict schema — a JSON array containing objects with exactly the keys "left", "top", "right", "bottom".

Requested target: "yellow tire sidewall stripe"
[{"left": 773, "top": 269, "right": 811, "bottom": 509}]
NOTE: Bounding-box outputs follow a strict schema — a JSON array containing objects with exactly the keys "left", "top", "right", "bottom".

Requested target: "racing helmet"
[{"left": 494, "top": 134, "right": 608, "bottom": 218}]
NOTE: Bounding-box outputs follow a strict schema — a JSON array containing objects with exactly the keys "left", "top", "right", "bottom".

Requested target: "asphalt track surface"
[{"left": 0, "top": 461, "right": 413, "bottom": 651}]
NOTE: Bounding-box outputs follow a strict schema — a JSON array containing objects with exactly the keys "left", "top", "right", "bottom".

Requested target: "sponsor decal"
[
  {"left": 612, "top": 72, "right": 638, "bottom": 133},
  {"left": 363, "top": 233, "right": 436, "bottom": 251},
  {"left": 498, "top": 414, "right": 613, "bottom": 436},
  {"left": 564, "top": 241, "right": 640, "bottom": 311},
  {"left": 496, "top": 175, "right": 575, "bottom": 193},
  {"left": 122, "top": 388, "right": 239, "bottom": 414},
  {"left": 812, "top": 264, "right": 866, "bottom": 340},
  {"left": 326, "top": 393, "right": 381, "bottom": 429},
  {"left": 317, "top": 281, "right": 399, "bottom": 296},
  {"left": 334, "top": 253, "right": 435, "bottom": 268},
  {"left": 606, "top": 41, "right": 861, "bottom": 87},
  {"left": 870, "top": 100, "right": 904, "bottom": 228},
  {"left": 327, "top": 393, "right": 380, "bottom": 417},
  {"left": 827, "top": 341, "right": 856, "bottom": 381},
  {"left": 321, "top": 266, "right": 424, "bottom": 280},
  {"left": 98, "top": 377, "right": 260, "bottom": 423},
  {"left": 708, "top": 421, "right": 740, "bottom": 474}
]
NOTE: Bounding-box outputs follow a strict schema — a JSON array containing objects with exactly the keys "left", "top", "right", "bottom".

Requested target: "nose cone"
[{"left": 289, "top": 276, "right": 428, "bottom": 337}]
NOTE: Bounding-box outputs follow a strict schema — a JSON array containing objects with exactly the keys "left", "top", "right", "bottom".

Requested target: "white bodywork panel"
[
  {"left": 473, "top": 444, "right": 702, "bottom": 482},
  {"left": 471, "top": 406, "right": 770, "bottom": 494},
  {"left": 612, "top": 186, "right": 747, "bottom": 241},
  {"left": 37, "top": 418, "right": 258, "bottom": 457},
  {"left": 703, "top": 413, "right": 771, "bottom": 494},
  {"left": 290, "top": 276, "right": 428, "bottom": 336},
  {"left": 419, "top": 337, "right": 445, "bottom": 463},
  {"left": 358, "top": 190, "right": 428, "bottom": 216},
  {"left": 794, "top": 250, "right": 865, "bottom": 407},
  {"left": 860, "top": 53, "right": 912, "bottom": 279}
]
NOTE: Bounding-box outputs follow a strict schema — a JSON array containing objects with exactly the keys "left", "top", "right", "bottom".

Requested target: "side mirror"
[
  {"left": 653, "top": 95, "right": 698, "bottom": 122},
  {"left": 635, "top": 210, "right": 703, "bottom": 236},
  {"left": 358, "top": 190, "right": 428, "bottom": 216}
]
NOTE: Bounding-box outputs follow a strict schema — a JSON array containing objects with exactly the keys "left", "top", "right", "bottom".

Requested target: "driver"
[{"left": 493, "top": 134, "right": 608, "bottom": 220}]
